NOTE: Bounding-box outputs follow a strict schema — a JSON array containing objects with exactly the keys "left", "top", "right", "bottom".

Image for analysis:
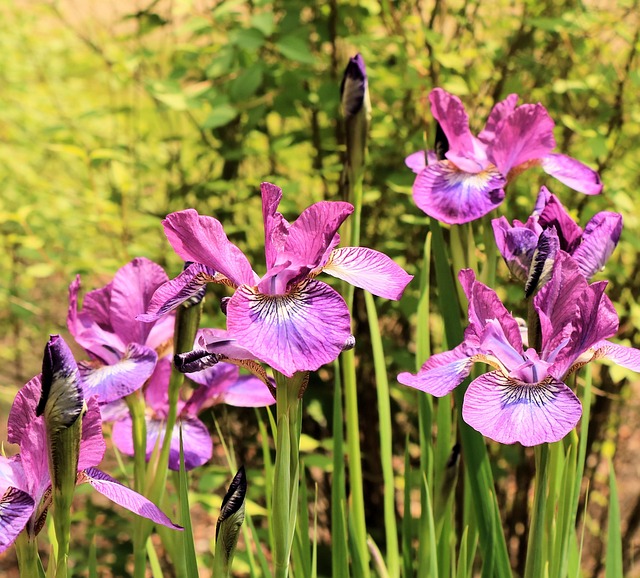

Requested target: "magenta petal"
[
  {"left": 412, "top": 162, "right": 505, "bottom": 224},
  {"left": 283, "top": 201, "right": 354, "bottom": 270},
  {"left": 462, "top": 373, "right": 582, "bottom": 445},
  {"left": 492, "top": 217, "right": 539, "bottom": 282},
  {"left": 81, "top": 467, "right": 182, "bottom": 529},
  {"left": 593, "top": 341, "right": 640, "bottom": 372},
  {"left": 198, "top": 328, "right": 261, "bottom": 361},
  {"left": 405, "top": 151, "right": 427, "bottom": 174},
  {"left": 144, "top": 357, "right": 172, "bottom": 412},
  {"left": 82, "top": 284, "right": 114, "bottom": 331},
  {"left": 78, "top": 397, "right": 106, "bottom": 471},
  {"left": 261, "top": 182, "right": 290, "bottom": 269},
  {"left": 138, "top": 263, "right": 218, "bottom": 323},
  {"left": 168, "top": 418, "right": 212, "bottom": 471},
  {"left": 0, "top": 488, "right": 35, "bottom": 554},
  {"left": 110, "top": 258, "right": 169, "bottom": 345},
  {"left": 7, "top": 376, "right": 41, "bottom": 445},
  {"left": 78, "top": 343, "right": 158, "bottom": 404},
  {"left": 490, "top": 103, "right": 555, "bottom": 174},
  {"left": 572, "top": 212, "right": 622, "bottom": 278},
  {"left": 398, "top": 346, "right": 474, "bottom": 397},
  {"left": 322, "top": 247, "right": 413, "bottom": 300},
  {"left": 478, "top": 94, "right": 519, "bottom": 143},
  {"left": 227, "top": 280, "right": 351, "bottom": 376},
  {"left": 110, "top": 416, "right": 136, "bottom": 457},
  {"left": 537, "top": 192, "right": 583, "bottom": 252},
  {"left": 540, "top": 153, "right": 602, "bottom": 195},
  {"left": 458, "top": 269, "right": 523, "bottom": 350},
  {"left": 217, "top": 375, "right": 276, "bottom": 408},
  {"left": 429, "top": 88, "right": 477, "bottom": 157},
  {"left": 184, "top": 362, "right": 239, "bottom": 397},
  {"left": 163, "top": 209, "right": 257, "bottom": 287}
]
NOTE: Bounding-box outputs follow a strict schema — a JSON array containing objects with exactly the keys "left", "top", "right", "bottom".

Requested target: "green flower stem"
[
  {"left": 364, "top": 291, "right": 399, "bottom": 578},
  {"left": 272, "top": 371, "right": 305, "bottom": 578},
  {"left": 50, "top": 418, "right": 82, "bottom": 578},
  {"left": 524, "top": 443, "right": 550, "bottom": 578},
  {"left": 126, "top": 389, "right": 148, "bottom": 494},
  {"left": 132, "top": 300, "right": 202, "bottom": 578},
  {"left": 15, "top": 532, "right": 40, "bottom": 577}
]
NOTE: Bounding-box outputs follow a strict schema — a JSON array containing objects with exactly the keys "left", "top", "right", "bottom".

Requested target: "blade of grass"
[
  {"left": 365, "top": 290, "right": 400, "bottom": 578},
  {"left": 605, "top": 458, "right": 622, "bottom": 578},
  {"left": 178, "top": 428, "right": 200, "bottom": 578}
]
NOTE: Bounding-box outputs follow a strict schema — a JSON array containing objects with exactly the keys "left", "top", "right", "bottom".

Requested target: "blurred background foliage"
[{"left": 0, "top": 0, "right": 639, "bottom": 576}]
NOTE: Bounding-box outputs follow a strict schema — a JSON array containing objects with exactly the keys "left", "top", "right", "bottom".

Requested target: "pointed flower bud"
[
  {"left": 214, "top": 466, "right": 247, "bottom": 576},
  {"left": 341, "top": 54, "right": 371, "bottom": 182}
]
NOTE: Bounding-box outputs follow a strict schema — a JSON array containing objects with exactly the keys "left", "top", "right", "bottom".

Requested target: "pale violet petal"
[
  {"left": 78, "top": 396, "right": 106, "bottom": 471},
  {"left": 81, "top": 467, "right": 182, "bottom": 529},
  {"left": 412, "top": 162, "right": 505, "bottom": 224},
  {"left": 227, "top": 280, "right": 351, "bottom": 377},
  {"left": 462, "top": 372, "right": 582, "bottom": 446},
  {"left": 78, "top": 343, "right": 157, "bottom": 404},
  {"left": 321, "top": 247, "right": 413, "bottom": 300},
  {"left": 572, "top": 212, "right": 622, "bottom": 278},
  {"left": 0, "top": 488, "right": 35, "bottom": 554},
  {"left": 540, "top": 153, "right": 602, "bottom": 195}
]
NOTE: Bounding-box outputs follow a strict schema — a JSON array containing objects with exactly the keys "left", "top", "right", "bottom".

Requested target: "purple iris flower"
[
  {"left": 68, "top": 258, "right": 175, "bottom": 404},
  {"left": 103, "top": 355, "right": 275, "bottom": 470},
  {"left": 493, "top": 186, "right": 622, "bottom": 291},
  {"left": 405, "top": 89, "right": 603, "bottom": 224},
  {"left": 139, "top": 182, "right": 413, "bottom": 377},
  {"left": 398, "top": 253, "right": 640, "bottom": 446},
  {"left": 0, "top": 336, "right": 180, "bottom": 554}
]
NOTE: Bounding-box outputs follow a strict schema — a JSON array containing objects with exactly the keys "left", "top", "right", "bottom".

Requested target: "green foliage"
[{"left": 0, "top": 0, "right": 639, "bottom": 576}]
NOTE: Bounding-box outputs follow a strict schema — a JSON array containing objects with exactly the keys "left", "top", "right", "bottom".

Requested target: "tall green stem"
[
  {"left": 524, "top": 444, "right": 550, "bottom": 578},
  {"left": 272, "top": 370, "right": 305, "bottom": 578},
  {"left": 15, "top": 532, "right": 40, "bottom": 577}
]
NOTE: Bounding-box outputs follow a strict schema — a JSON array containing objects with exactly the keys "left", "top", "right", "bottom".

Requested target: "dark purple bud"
[
  {"left": 174, "top": 349, "right": 221, "bottom": 373},
  {"left": 341, "top": 335, "right": 356, "bottom": 351},
  {"left": 340, "top": 54, "right": 368, "bottom": 119},
  {"left": 37, "top": 335, "right": 84, "bottom": 430},
  {"left": 434, "top": 121, "right": 449, "bottom": 161}
]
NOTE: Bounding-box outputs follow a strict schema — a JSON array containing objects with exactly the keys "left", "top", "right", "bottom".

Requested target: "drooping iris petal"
[
  {"left": 412, "top": 161, "right": 505, "bottom": 225},
  {"left": 478, "top": 94, "right": 519, "bottom": 143},
  {"left": 592, "top": 341, "right": 640, "bottom": 372},
  {"left": 397, "top": 346, "right": 474, "bottom": 396},
  {"left": 490, "top": 103, "right": 556, "bottom": 175},
  {"left": 109, "top": 258, "right": 169, "bottom": 346},
  {"left": 462, "top": 373, "right": 582, "bottom": 445},
  {"left": 321, "top": 246, "right": 413, "bottom": 300},
  {"left": 78, "top": 397, "right": 107, "bottom": 471},
  {"left": 492, "top": 216, "right": 540, "bottom": 282},
  {"left": 78, "top": 343, "right": 158, "bottom": 404},
  {"left": 138, "top": 263, "right": 220, "bottom": 323},
  {"left": 540, "top": 153, "right": 603, "bottom": 195},
  {"left": 163, "top": 209, "right": 257, "bottom": 287},
  {"left": 283, "top": 201, "right": 354, "bottom": 271},
  {"left": 0, "top": 487, "right": 35, "bottom": 554},
  {"left": 80, "top": 467, "right": 182, "bottom": 529},
  {"left": 572, "top": 212, "right": 623, "bottom": 279},
  {"left": 227, "top": 280, "right": 351, "bottom": 377}
]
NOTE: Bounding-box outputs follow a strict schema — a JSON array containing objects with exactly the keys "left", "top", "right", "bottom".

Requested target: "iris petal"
[
  {"left": 397, "top": 345, "right": 474, "bottom": 397},
  {"left": 138, "top": 262, "right": 220, "bottom": 323},
  {"left": 78, "top": 343, "right": 158, "bottom": 404},
  {"left": 572, "top": 212, "right": 622, "bottom": 279},
  {"left": 0, "top": 487, "right": 35, "bottom": 553},
  {"left": 227, "top": 280, "right": 351, "bottom": 377},
  {"left": 322, "top": 246, "right": 413, "bottom": 300},
  {"left": 413, "top": 161, "right": 505, "bottom": 224},
  {"left": 462, "top": 372, "right": 582, "bottom": 445},
  {"left": 80, "top": 467, "right": 182, "bottom": 528},
  {"left": 540, "top": 153, "right": 602, "bottom": 195}
]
